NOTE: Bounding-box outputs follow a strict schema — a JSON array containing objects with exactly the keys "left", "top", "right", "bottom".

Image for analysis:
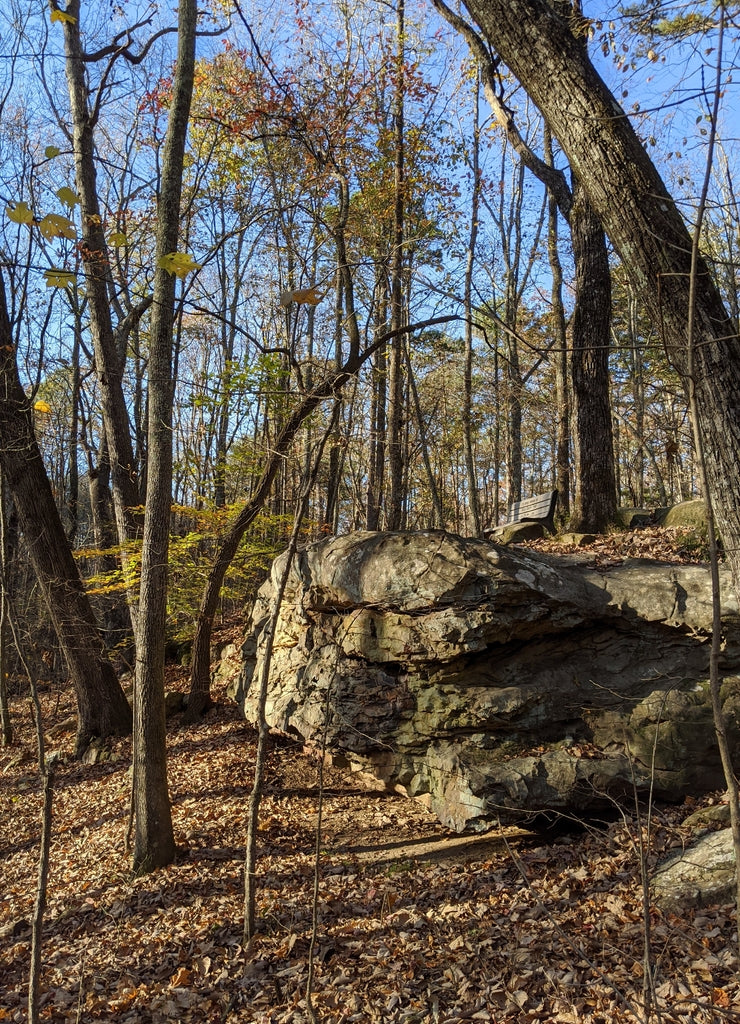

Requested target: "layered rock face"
[{"left": 231, "top": 531, "right": 740, "bottom": 832}]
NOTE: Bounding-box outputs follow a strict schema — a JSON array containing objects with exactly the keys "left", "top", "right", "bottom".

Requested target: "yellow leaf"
[
  {"left": 169, "top": 967, "right": 193, "bottom": 987},
  {"left": 109, "top": 231, "right": 127, "bottom": 247},
  {"left": 50, "top": 8, "right": 77, "bottom": 24},
  {"left": 6, "top": 201, "right": 35, "bottom": 225},
  {"left": 279, "top": 286, "right": 324, "bottom": 306},
  {"left": 39, "top": 213, "right": 76, "bottom": 240},
  {"left": 45, "top": 145, "right": 61, "bottom": 159},
  {"left": 34, "top": 400, "right": 52, "bottom": 414},
  {"left": 43, "top": 267, "right": 76, "bottom": 289},
  {"left": 158, "top": 251, "right": 202, "bottom": 279},
  {"left": 56, "top": 186, "right": 80, "bottom": 208}
]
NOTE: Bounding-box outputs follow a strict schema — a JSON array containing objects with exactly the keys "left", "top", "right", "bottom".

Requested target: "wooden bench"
[{"left": 485, "top": 489, "right": 558, "bottom": 537}]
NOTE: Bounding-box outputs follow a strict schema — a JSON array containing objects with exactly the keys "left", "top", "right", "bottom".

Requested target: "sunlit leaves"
[
  {"left": 50, "top": 7, "right": 77, "bottom": 25},
  {"left": 6, "top": 197, "right": 78, "bottom": 241},
  {"left": 45, "top": 145, "right": 62, "bottom": 159},
  {"left": 33, "top": 399, "right": 53, "bottom": 414},
  {"left": 55, "top": 186, "right": 80, "bottom": 209},
  {"left": 43, "top": 267, "right": 76, "bottom": 289},
  {"left": 158, "top": 251, "right": 202, "bottom": 278},
  {"left": 5, "top": 201, "right": 34, "bottom": 224},
  {"left": 38, "top": 213, "right": 76, "bottom": 241},
  {"left": 279, "top": 286, "right": 324, "bottom": 306}
]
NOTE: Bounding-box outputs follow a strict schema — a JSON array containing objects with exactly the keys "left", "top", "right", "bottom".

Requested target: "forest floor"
[{"left": 1, "top": 528, "right": 739, "bottom": 1024}]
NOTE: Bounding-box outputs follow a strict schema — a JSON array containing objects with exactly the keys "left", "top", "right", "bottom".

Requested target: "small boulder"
[
  {"left": 615, "top": 508, "right": 651, "bottom": 529},
  {"left": 487, "top": 522, "right": 546, "bottom": 545},
  {"left": 559, "top": 532, "right": 597, "bottom": 547},
  {"left": 651, "top": 828, "right": 737, "bottom": 912},
  {"left": 683, "top": 802, "right": 732, "bottom": 830},
  {"left": 164, "top": 691, "right": 185, "bottom": 717},
  {"left": 661, "top": 500, "right": 707, "bottom": 530}
]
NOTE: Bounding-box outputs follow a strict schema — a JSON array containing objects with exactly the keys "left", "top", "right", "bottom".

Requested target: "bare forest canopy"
[{"left": 2, "top": 1, "right": 736, "bottom": 552}]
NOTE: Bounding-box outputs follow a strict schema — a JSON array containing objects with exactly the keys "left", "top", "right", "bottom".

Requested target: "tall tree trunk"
[
  {"left": 569, "top": 177, "right": 616, "bottom": 531},
  {"left": 545, "top": 129, "right": 570, "bottom": 517},
  {"left": 213, "top": 221, "right": 245, "bottom": 510},
  {"left": 0, "top": 276, "right": 131, "bottom": 755},
  {"left": 627, "top": 284, "right": 646, "bottom": 507},
  {"left": 132, "top": 0, "right": 197, "bottom": 874},
  {"left": 461, "top": 0, "right": 740, "bottom": 591},
  {"left": 405, "top": 343, "right": 445, "bottom": 528},
  {"left": 504, "top": 276, "right": 523, "bottom": 506},
  {"left": 59, "top": 2, "right": 142, "bottom": 542},
  {"left": 386, "top": 0, "right": 406, "bottom": 532},
  {"left": 463, "top": 72, "right": 483, "bottom": 536},
  {"left": 0, "top": 473, "right": 12, "bottom": 747},
  {"left": 66, "top": 325, "right": 81, "bottom": 543},
  {"left": 322, "top": 269, "right": 345, "bottom": 532},
  {"left": 366, "top": 283, "right": 388, "bottom": 531}
]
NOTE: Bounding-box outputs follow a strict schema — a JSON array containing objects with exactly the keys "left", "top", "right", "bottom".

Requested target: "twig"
[
  {"left": 305, "top": 673, "right": 334, "bottom": 1022},
  {"left": 7, "top": 594, "right": 55, "bottom": 1024},
  {"left": 29, "top": 753, "right": 57, "bottom": 1024},
  {"left": 684, "top": 1, "right": 740, "bottom": 962},
  {"left": 243, "top": 401, "right": 342, "bottom": 946}
]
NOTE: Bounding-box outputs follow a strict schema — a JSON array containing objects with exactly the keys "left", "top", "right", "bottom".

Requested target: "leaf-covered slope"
[{"left": 1, "top": 667, "right": 738, "bottom": 1023}]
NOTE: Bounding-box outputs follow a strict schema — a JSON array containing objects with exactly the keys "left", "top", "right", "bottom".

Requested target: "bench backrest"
[{"left": 507, "top": 490, "right": 558, "bottom": 529}]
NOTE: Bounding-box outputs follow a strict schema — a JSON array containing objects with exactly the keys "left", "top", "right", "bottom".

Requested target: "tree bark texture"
[
  {"left": 385, "top": 0, "right": 407, "bottom": 532},
  {"left": 0, "top": 277, "right": 132, "bottom": 754},
  {"left": 462, "top": 0, "right": 740, "bottom": 589},
  {"left": 132, "top": 0, "right": 198, "bottom": 873},
  {"left": 0, "top": 473, "right": 13, "bottom": 746},
  {"left": 569, "top": 177, "right": 616, "bottom": 531},
  {"left": 545, "top": 130, "right": 570, "bottom": 517}
]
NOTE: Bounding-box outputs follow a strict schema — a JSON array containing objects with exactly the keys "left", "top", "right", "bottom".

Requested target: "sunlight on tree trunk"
[
  {"left": 463, "top": 69, "right": 483, "bottom": 537},
  {"left": 386, "top": 0, "right": 407, "bottom": 532},
  {"left": 132, "top": 0, "right": 197, "bottom": 875}
]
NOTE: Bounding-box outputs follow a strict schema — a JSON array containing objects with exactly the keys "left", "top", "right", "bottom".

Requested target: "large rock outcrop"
[{"left": 231, "top": 531, "right": 740, "bottom": 832}]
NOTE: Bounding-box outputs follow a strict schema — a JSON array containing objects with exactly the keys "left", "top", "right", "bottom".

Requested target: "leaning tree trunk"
[
  {"left": 0, "top": 276, "right": 132, "bottom": 755},
  {"left": 60, "top": 1, "right": 142, "bottom": 543},
  {"left": 461, "top": 0, "right": 740, "bottom": 592},
  {"left": 186, "top": 381, "right": 346, "bottom": 720},
  {"left": 187, "top": 311, "right": 460, "bottom": 719}
]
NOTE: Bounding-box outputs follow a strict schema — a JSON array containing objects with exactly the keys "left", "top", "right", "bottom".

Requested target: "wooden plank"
[{"left": 506, "top": 490, "right": 557, "bottom": 532}]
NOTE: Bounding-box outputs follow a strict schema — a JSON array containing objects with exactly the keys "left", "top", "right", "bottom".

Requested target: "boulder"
[
  {"left": 486, "top": 521, "right": 546, "bottom": 544},
  {"left": 651, "top": 828, "right": 737, "bottom": 911},
  {"left": 558, "top": 532, "right": 597, "bottom": 547},
  {"left": 615, "top": 507, "right": 652, "bottom": 529},
  {"left": 661, "top": 500, "right": 708, "bottom": 531},
  {"left": 232, "top": 530, "right": 740, "bottom": 832}
]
